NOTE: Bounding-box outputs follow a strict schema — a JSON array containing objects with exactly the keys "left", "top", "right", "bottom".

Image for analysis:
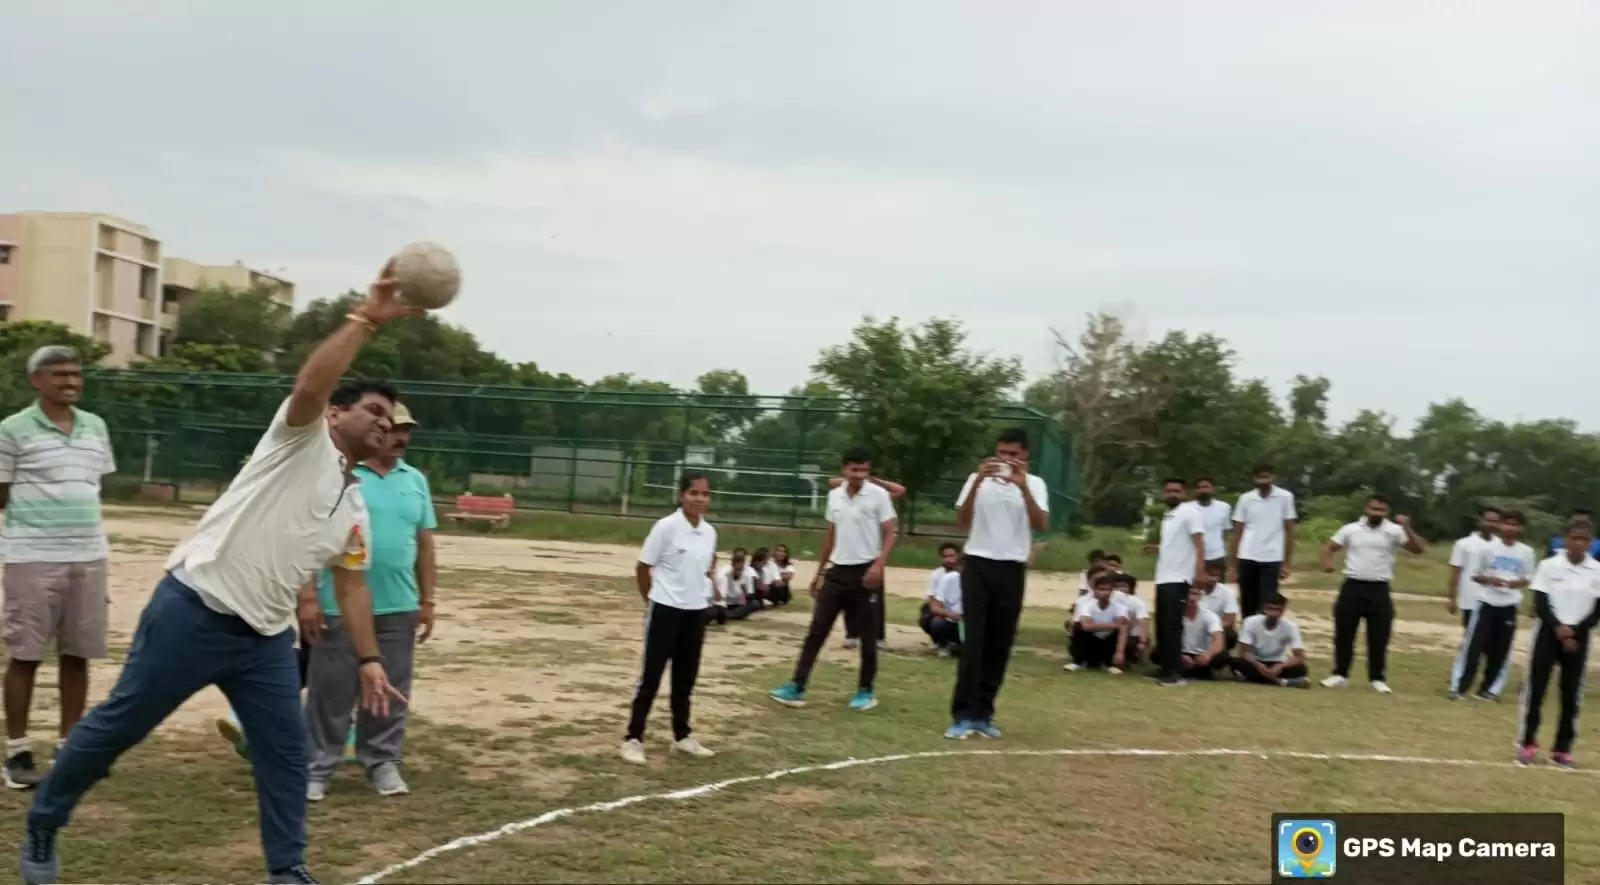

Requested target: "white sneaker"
[
  {"left": 935, "top": 646, "right": 952, "bottom": 659},
  {"left": 1107, "top": 666, "right": 1123, "bottom": 676},
  {"left": 1063, "top": 662, "right": 1081, "bottom": 672},
  {"left": 1371, "top": 681, "right": 1393, "bottom": 694},
  {"left": 620, "top": 739, "right": 646, "bottom": 765},
  {"left": 877, "top": 640, "right": 890, "bottom": 651},
  {"left": 307, "top": 779, "right": 327, "bottom": 802},
  {"left": 673, "top": 735, "right": 715, "bottom": 758},
  {"left": 1321, "top": 675, "right": 1349, "bottom": 688}
]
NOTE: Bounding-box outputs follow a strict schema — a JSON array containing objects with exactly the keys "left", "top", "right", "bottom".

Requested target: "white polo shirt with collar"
[
  {"left": 1233, "top": 486, "right": 1297, "bottom": 563},
  {"left": 1330, "top": 519, "right": 1408, "bottom": 582},
  {"left": 638, "top": 508, "right": 718, "bottom": 610},
  {"left": 956, "top": 472, "right": 1050, "bottom": 563},
  {"left": 825, "top": 481, "right": 897, "bottom": 566}
]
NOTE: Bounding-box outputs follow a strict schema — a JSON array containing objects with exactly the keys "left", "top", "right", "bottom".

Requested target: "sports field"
[{"left": 3, "top": 506, "right": 1596, "bottom": 883}]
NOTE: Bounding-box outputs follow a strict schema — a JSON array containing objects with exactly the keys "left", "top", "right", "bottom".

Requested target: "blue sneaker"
[
  {"left": 848, "top": 689, "right": 878, "bottom": 712},
  {"left": 971, "top": 719, "right": 1002, "bottom": 739},
  {"left": 769, "top": 682, "right": 807, "bottom": 707},
  {"left": 943, "top": 720, "right": 975, "bottom": 740}
]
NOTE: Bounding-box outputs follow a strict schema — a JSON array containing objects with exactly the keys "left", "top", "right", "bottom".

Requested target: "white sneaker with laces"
[
  {"left": 1321, "top": 674, "right": 1349, "bottom": 688},
  {"left": 673, "top": 735, "right": 715, "bottom": 758},
  {"left": 1371, "top": 680, "right": 1393, "bottom": 694},
  {"left": 307, "top": 779, "right": 328, "bottom": 802},
  {"left": 369, "top": 762, "right": 409, "bottom": 796},
  {"left": 620, "top": 739, "right": 646, "bottom": 765},
  {"left": 1063, "top": 662, "right": 1081, "bottom": 672}
]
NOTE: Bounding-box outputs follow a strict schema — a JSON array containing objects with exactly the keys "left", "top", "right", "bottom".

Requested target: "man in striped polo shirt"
[{"left": 0, "top": 346, "right": 116, "bottom": 790}]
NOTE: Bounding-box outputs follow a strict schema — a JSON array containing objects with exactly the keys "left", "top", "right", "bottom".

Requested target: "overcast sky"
[{"left": 5, "top": 2, "right": 1596, "bottom": 429}]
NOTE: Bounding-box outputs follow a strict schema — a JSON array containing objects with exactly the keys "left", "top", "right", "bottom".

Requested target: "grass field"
[{"left": 0, "top": 508, "right": 1591, "bottom": 883}]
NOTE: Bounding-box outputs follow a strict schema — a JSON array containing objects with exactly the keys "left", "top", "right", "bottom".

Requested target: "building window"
[
  {"left": 0, "top": 305, "right": 10, "bottom": 322},
  {"left": 158, "top": 329, "right": 172, "bottom": 357},
  {"left": 92, "top": 314, "right": 111, "bottom": 343},
  {"left": 0, "top": 245, "right": 11, "bottom": 264},
  {"left": 135, "top": 324, "right": 153, "bottom": 357}
]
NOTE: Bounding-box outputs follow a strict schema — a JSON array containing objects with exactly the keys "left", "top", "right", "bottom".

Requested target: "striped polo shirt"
[{"left": 0, "top": 404, "right": 116, "bottom": 563}]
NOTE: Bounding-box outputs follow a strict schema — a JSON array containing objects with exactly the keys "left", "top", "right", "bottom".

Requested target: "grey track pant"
[{"left": 304, "top": 611, "right": 417, "bottom": 780}]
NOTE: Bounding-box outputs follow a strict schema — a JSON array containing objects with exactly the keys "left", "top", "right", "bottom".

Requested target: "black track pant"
[
  {"left": 919, "top": 603, "right": 961, "bottom": 648},
  {"left": 625, "top": 603, "right": 707, "bottom": 742},
  {"left": 1068, "top": 627, "right": 1120, "bottom": 668},
  {"left": 1154, "top": 582, "right": 1189, "bottom": 678},
  {"left": 792, "top": 564, "right": 878, "bottom": 691},
  {"left": 1230, "top": 660, "right": 1309, "bottom": 684},
  {"left": 844, "top": 581, "right": 887, "bottom": 641},
  {"left": 1332, "top": 579, "right": 1394, "bottom": 682},
  {"left": 1237, "top": 559, "right": 1280, "bottom": 617},
  {"left": 1519, "top": 625, "right": 1591, "bottom": 753},
  {"left": 951, "top": 557, "right": 1026, "bottom": 723},
  {"left": 1455, "top": 603, "right": 1517, "bottom": 696}
]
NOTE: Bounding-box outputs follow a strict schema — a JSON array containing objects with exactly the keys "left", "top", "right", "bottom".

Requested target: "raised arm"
[
  {"left": 1395, "top": 515, "right": 1426, "bottom": 555},
  {"left": 285, "top": 263, "right": 418, "bottom": 427}
]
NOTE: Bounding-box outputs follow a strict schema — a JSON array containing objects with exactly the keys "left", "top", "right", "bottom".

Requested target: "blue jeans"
[{"left": 29, "top": 574, "right": 306, "bottom": 873}]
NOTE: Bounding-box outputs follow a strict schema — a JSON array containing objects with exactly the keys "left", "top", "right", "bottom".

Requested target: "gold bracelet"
[{"left": 344, "top": 311, "right": 378, "bottom": 332}]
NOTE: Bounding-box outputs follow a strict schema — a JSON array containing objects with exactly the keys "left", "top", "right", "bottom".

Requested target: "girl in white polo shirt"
[{"left": 622, "top": 473, "right": 719, "bottom": 765}]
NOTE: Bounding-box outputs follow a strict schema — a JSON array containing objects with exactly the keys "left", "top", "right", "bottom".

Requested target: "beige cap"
[{"left": 392, "top": 403, "right": 419, "bottom": 427}]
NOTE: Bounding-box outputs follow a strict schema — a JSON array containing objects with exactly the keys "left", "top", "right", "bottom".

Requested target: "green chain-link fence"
[{"left": 73, "top": 370, "right": 1078, "bottom": 535}]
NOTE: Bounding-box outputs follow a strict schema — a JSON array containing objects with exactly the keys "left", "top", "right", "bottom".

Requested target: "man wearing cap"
[{"left": 299, "top": 401, "right": 437, "bottom": 800}]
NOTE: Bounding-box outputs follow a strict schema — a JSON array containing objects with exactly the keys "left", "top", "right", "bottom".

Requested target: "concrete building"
[
  {"left": 0, "top": 211, "right": 293, "bottom": 366},
  {"left": 161, "top": 257, "right": 294, "bottom": 314}
]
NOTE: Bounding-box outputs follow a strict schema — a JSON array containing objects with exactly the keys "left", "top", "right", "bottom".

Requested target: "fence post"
[{"left": 789, "top": 404, "right": 809, "bottom": 528}]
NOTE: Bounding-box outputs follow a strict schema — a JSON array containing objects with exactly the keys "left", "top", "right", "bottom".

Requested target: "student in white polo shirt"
[
  {"left": 710, "top": 548, "right": 760, "bottom": 625},
  {"left": 1516, "top": 518, "right": 1600, "bottom": 768},
  {"left": 946, "top": 428, "right": 1048, "bottom": 740},
  {"left": 1108, "top": 572, "right": 1149, "bottom": 666},
  {"left": 920, "top": 544, "right": 964, "bottom": 657},
  {"left": 1447, "top": 506, "right": 1503, "bottom": 695},
  {"left": 1187, "top": 476, "right": 1232, "bottom": 572},
  {"left": 1065, "top": 572, "right": 1129, "bottom": 673},
  {"left": 828, "top": 473, "right": 904, "bottom": 651},
  {"left": 1318, "top": 494, "right": 1426, "bottom": 693},
  {"left": 1227, "top": 464, "right": 1297, "bottom": 617},
  {"left": 1151, "top": 478, "right": 1208, "bottom": 686},
  {"left": 770, "top": 449, "right": 897, "bottom": 712},
  {"left": 1179, "top": 584, "right": 1227, "bottom": 680},
  {"left": 1452, "top": 510, "right": 1535, "bottom": 701},
  {"left": 622, "top": 473, "right": 719, "bottom": 765},
  {"left": 1230, "top": 594, "right": 1311, "bottom": 688},
  {"left": 23, "top": 267, "right": 412, "bottom": 885},
  {"left": 1197, "top": 561, "right": 1242, "bottom": 649}
]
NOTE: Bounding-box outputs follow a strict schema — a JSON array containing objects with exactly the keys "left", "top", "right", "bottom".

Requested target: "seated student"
[
  {"left": 1109, "top": 572, "right": 1150, "bottom": 665},
  {"left": 921, "top": 546, "right": 964, "bottom": 657},
  {"left": 1180, "top": 584, "right": 1228, "bottom": 679},
  {"left": 1230, "top": 594, "right": 1311, "bottom": 688},
  {"left": 750, "top": 547, "right": 775, "bottom": 607},
  {"left": 1077, "top": 549, "right": 1109, "bottom": 595},
  {"left": 766, "top": 544, "right": 797, "bottom": 607},
  {"left": 712, "top": 548, "right": 761, "bottom": 625},
  {"left": 1104, "top": 553, "right": 1125, "bottom": 573},
  {"left": 1065, "top": 573, "right": 1130, "bottom": 674},
  {"left": 1197, "top": 561, "right": 1242, "bottom": 649}
]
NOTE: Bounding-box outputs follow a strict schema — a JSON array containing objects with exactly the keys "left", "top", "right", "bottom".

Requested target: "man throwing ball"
[{"left": 20, "top": 263, "right": 414, "bottom": 885}]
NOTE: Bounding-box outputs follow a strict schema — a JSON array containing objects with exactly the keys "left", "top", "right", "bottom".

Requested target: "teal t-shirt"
[{"left": 318, "top": 460, "right": 437, "bottom": 615}]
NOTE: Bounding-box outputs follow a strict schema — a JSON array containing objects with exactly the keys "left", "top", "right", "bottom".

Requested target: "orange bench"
[{"left": 448, "top": 494, "right": 514, "bottom": 530}]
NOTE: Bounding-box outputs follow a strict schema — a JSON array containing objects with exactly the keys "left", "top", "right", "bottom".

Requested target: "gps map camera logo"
[{"left": 1278, "top": 819, "right": 1337, "bottom": 878}]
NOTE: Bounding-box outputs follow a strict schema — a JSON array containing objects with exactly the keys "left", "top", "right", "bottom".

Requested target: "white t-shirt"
[
  {"left": 825, "top": 482, "right": 897, "bottom": 565},
  {"left": 1474, "top": 539, "right": 1537, "bottom": 608},
  {"left": 1234, "top": 486, "right": 1297, "bottom": 563},
  {"left": 1112, "top": 590, "right": 1150, "bottom": 638},
  {"left": 716, "top": 564, "right": 756, "bottom": 606},
  {"left": 1155, "top": 504, "right": 1205, "bottom": 585},
  {"left": 1449, "top": 533, "right": 1495, "bottom": 612},
  {"left": 1530, "top": 554, "right": 1600, "bottom": 625},
  {"left": 928, "top": 566, "right": 954, "bottom": 597},
  {"left": 760, "top": 561, "right": 788, "bottom": 587},
  {"left": 1186, "top": 498, "right": 1232, "bottom": 560},
  {"left": 1181, "top": 607, "right": 1224, "bottom": 655},
  {"left": 927, "top": 569, "right": 964, "bottom": 617},
  {"left": 1198, "top": 582, "right": 1241, "bottom": 623},
  {"left": 638, "top": 509, "right": 718, "bottom": 610},
  {"left": 1330, "top": 519, "right": 1408, "bottom": 582},
  {"left": 1237, "top": 613, "right": 1304, "bottom": 663},
  {"left": 166, "top": 399, "right": 372, "bottom": 636},
  {"left": 1074, "top": 594, "right": 1128, "bottom": 638},
  {"left": 956, "top": 472, "right": 1050, "bottom": 563}
]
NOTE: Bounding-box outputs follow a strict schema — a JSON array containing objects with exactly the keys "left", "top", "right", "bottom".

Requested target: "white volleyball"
[{"left": 390, "top": 241, "right": 461, "bottom": 310}]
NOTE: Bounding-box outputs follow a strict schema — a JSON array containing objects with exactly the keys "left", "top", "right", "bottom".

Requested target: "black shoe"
[
  {"left": 268, "top": 864, "right": 321, "bottom": 884},
  {"left": 5, "top": 752, "right": 41, "bottom": 790},
  {"left": 19, "top": 826, "right": 60, "bottom": 885},
  {"left": 1157, "top": 674, "right": 1187, "bottom": 687},
  {"left": 1474, "top": 691, "right": 1499, "bottom": 702}
]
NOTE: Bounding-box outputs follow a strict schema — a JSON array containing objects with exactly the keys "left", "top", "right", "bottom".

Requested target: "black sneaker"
[
  {"left": 5, "top": 752, "right": 41, "bottom": 790},
  {"left": 267, "top": 864, "right": 321, "bottom": 884},
  {"left": 1474, "top": 691, "right": 1499, "bottom": 702},
  {"left": 19, "top": 826, "right": 60, "bottom": 885},
  {"left": 1157, "top": 674, "right": 1187, "bottom": 687}
]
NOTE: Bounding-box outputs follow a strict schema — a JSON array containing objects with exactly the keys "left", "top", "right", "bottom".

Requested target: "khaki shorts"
[{"left": 3, "top": 560, "right": 109, "bottom": 661}]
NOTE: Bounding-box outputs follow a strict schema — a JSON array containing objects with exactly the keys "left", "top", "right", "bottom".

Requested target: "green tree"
[
  {"left": 695, "top": 369, "right": 760, "bottom": 441},
  {"left": 813, "top": 316, "right": 1022, "bottom": 513},
  {"left": 174, "top": 285, "right": 289, "bottom": 354}
]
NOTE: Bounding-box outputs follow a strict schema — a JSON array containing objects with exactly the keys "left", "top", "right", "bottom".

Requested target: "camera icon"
[{"left": 1277, "top": 819, "right": 1337, "bottom": 878}]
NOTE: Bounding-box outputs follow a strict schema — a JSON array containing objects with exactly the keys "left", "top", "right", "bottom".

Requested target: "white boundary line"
[{"left": 356, "top": 746, "right": 1593, "bottom": 883}]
